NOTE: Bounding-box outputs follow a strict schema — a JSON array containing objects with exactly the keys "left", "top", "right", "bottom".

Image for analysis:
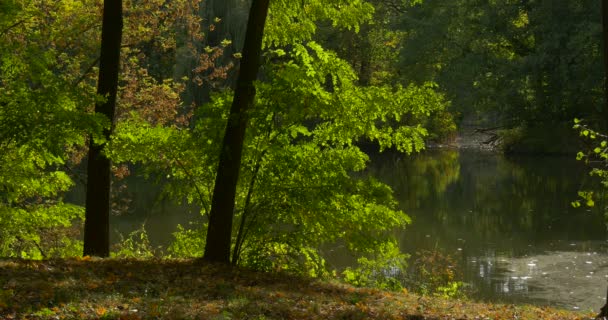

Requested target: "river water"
[
  {"left": 102, "top": 149, "right": 608, "bottom": 311},
  {"left": 369, "top": 149, "right": 608, "bottom": 311}
]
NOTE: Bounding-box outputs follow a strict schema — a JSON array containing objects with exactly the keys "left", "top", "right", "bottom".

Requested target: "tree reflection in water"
[{"left": 368, "top": 149, "right": 608, "bottom": 310}]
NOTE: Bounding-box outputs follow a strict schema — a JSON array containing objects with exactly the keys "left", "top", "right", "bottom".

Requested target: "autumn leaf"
[{"left": 95, "top": 306, "right": 107, "bottom": 316}]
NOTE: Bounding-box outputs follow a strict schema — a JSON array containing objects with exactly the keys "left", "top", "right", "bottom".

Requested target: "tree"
[
  {"left": 1, "top": 0, "right": 217, "bottom": 259},
  {"left": 203, "top": 0, "right": 270, "bottom": 264},
  {"left": 107, "top": 0, "right": 446, "bottom": 278},
  {"left": 83, "top": 0, "right": 123, "bottom": 257},
  {"left": 1, "top": 0, "right": 102, "bottom": 259},
  {"left": 399, "top": 0, "right": 602, "bottom": 130},
  {"left": 603, "top": 0, "right": 608, "bottom": 128}
]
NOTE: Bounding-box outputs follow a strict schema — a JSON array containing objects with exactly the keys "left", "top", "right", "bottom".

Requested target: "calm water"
[
  {"left": 369, "top": 149, "right": 608, "bottom": 311},
  {"left": 100, "top": 149, "right": 608, "bottom": 310}
]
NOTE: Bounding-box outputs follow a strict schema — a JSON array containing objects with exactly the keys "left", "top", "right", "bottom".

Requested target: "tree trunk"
[
  {"left": 203, "top": 0, "right": 270, "bottom": 264},
  {"left": 602, "top": 0, "right": 608, "bottom": 129},
  {"left": 358, "top": 26, "right": 372, "bottom": 86},
  {"left": 83, "top": 0, "right": 123, "bottom": 257}
]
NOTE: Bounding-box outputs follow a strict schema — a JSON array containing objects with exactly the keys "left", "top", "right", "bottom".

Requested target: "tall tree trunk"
[
  {"left": 602, "top": 0, "right": 608, "bottom": 129},
  {"left": 600, "top": 9, "right": 608, "bottom": 319},
  {"left": 203, "top": 0, "right": 270, "bottom": 264},
  {"left": 83, "top": 0, "right": 123, "bottom": 257}
]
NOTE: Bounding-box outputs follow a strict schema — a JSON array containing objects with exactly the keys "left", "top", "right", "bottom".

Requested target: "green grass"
[{"left": 0, "top": 258, "right": 595, "bottom": 319}]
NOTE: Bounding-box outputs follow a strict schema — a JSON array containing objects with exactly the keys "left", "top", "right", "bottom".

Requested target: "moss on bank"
[{"left": 0, "top": 258, "right": 594, "bottom": 319}]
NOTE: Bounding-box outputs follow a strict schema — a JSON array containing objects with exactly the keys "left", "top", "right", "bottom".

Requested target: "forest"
[{"left": 1, "top": 0, "right": 608, "bottom": 319}]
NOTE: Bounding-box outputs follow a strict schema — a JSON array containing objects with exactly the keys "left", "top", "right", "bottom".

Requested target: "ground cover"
[{"left": 0, "top": 258, "right": 595, "bottom": 319}]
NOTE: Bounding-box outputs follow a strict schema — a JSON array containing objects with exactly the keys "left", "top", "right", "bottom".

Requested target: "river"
[
  {"left": 99, "top": 149, "right": 608, "bottom": 311},
  {"left": 369, "top": 149, "right": 608, "bottom": 311}
]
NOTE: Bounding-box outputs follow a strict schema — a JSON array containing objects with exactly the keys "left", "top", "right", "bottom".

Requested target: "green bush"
[
  {"left": 342, "top": 241, "right": 409, "bottom": 291},
  {"left": 111, "top": 225, "right": 158, "bottom": 258}
]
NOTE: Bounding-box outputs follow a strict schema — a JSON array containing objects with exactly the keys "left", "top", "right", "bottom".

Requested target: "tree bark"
[
  {"left": 203, "top": 0, "right": 270, "bottom": 264},
  {"left": 83, "top": 0, "right": 123, "bottom": 257},
  {"left": 602, "top": 0, "right": 608, "bottom": 128}
]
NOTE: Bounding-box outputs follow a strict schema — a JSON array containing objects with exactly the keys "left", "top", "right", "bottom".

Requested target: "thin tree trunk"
[
  {"left": 83, "top": 0, "right": 123, "bottom": 257},
  {"left": 231, "top": 150, "right": 265, "bottom": 265},
  {"left": 203, "top": 0, "right": 270, "bottom": 264}
]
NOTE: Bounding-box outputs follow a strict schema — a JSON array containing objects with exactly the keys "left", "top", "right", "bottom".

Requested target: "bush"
[{"left": 404, "top": 249, "right": 467, "bottom": 298}]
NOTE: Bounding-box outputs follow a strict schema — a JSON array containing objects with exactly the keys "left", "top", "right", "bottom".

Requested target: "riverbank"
[
  {"left": 0, "top": 258, "right": 594, "bottom": 319},
  {"left": 443, "top": 117, "right": 583, "bottom": 155}
]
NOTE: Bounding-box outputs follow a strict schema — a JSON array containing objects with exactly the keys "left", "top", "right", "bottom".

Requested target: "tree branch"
[
  {"left": 0, "top": 19, "right": 27, "bottom": 37},
  {"left": 72, "top": 56, "right": 101, "bottom": 87}
]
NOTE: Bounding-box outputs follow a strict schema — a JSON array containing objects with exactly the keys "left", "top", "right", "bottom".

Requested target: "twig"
[
  {"left": 15, "top": 235, "right": 47, "bottom": 259},
  {"left": 173, "top": 157, "right": 211, "bottom": 217},
  {"left": 72, "top": 56, "right": 101, "bottom": 87}
]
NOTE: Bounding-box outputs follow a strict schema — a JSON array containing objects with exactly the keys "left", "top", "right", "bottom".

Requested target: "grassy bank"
[{"left": 0, "top": 258, "right": 595, "bottom": 319}]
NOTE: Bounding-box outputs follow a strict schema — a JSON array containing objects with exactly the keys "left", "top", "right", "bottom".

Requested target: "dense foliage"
[
  {"left": 400, "top": 0, "right": 602, "bottom": 121},
  {"left": 0, "top": 0, "right": 454, "bottom": 292},
  {"left": 3, "top": 0, "right": 602, "bottom": 299},
  {"left": 0, "top": 0, "right": 213, "bottom": 258},
  {"left": 398, "top": 0, "right": 603, "bottom": 152},
  {"left": 109, "top": 14, "right": 449, "bottom": 277},
  {"left": 0, "top": 0, "right": 101, "bottom": 258}
]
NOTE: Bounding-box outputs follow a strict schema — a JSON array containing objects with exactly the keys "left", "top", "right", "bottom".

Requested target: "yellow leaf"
[{"left": 95, "top": 306, "right": 107, "bottom": 316}]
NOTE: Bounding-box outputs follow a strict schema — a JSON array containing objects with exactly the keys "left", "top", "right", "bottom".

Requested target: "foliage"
[
  {"left": 167, "top": 224, "right": 206, "bottom": 258},
  {"left": 3, "top": 0, "right": 451, "bottom": 294},
  {"left": 405, "top": 249, "right": 466, "bottom": 298},
  {"left": 265, "top": 0, "right": 374, "bottom": 48},
  {"left": 0, "top": 200, "right": 84, "bottom": 259},
  {"left": 342, "top": 241, "right": 409, "bottom": 290},
  {"left": 111, "top": 225, "right": 158, "bottom": 258},
  {"left": 399, "top": 0, "right": 602, "bottom": 134},
  {"left": 0, "top": 0, "right": 103, "bottom": 258},
  {"left": 111, "top": 39, "right": 448, "bottom": 274},
  {"left": 314, "top": 0, "right": 458, "bottom": 142},
  {"left": 1, "top": 0, "right": 216, "bottom": 259},
  {"left": 571, "top": 119, "right": 608, "bottom": 209}
]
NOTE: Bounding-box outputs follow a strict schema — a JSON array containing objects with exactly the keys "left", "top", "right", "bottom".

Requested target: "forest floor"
[{"left": 0, "top": 258, "right": 596, "bottom": 320}]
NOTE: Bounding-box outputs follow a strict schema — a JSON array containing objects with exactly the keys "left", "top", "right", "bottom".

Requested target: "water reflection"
[
  {"left": 463, "top": 243, "right": 608, "bottom": 310},
  {"left": 369, "top": 149, "right": 608, "bottom": 310},
  {"left": 66, "top": 174, "right": 201, "bottom": 247}
]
